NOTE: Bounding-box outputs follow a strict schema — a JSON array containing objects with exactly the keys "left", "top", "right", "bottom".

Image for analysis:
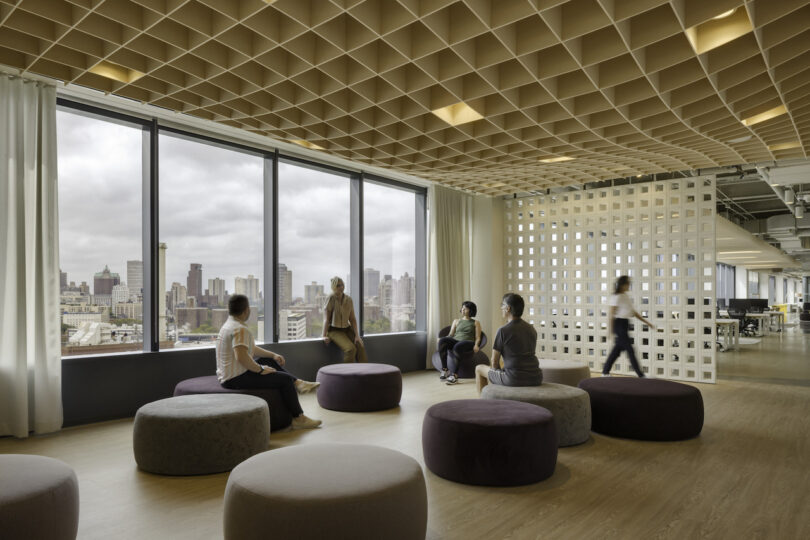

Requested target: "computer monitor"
[
  {"left": 748, "top": 299, "right": 769, "bottom": 312},
  {"left": 728, "top": 299, "right": 748, "bottom": 312}
]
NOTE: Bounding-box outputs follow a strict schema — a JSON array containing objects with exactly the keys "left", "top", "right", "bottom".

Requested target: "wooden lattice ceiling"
[{"left": 1, "top": 0, "right": 809, "bottom": 195}]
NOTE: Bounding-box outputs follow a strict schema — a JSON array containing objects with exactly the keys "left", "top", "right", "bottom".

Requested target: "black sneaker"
[
  {"left": 439, "top": 369, "right": 449, "bottom": 380},
  {"left": 445, "top": 374, "right": 458, "bottom": 385}
]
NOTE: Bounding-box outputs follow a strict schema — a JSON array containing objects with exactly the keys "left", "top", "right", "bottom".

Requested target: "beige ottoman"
[
  {"left": 481, "top": 382, "right": 591, "bottom": 446},
  {"left": 539, "top": 359, "right": 592, "bottom": 387},
  {"left": 224, "top": 444, "right": 427, "bottom": 540},
  {"left": 0, "top": 454, "right": 79, "bottom": 540},
  {"left": 134, "top": 394, "right": 270, "bottom": 475}
]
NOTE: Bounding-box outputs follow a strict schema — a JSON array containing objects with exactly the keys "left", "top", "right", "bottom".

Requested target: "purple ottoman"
[
  {"left": 316, "top": 363, "right": 402, "bottom": 412},
  {"left": 422, "top": 399, "right": 557, "bottom": 486},
  {"left": 174, "top": 375, "right": 293, "bottom": 432},
  {"left": 578, "top": 377, "right": 703, "bottom": 441}
]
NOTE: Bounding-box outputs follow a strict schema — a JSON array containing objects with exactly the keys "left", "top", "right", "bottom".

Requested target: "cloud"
[{"left": 56, "top": 109, "right": 420, "bottom": 300}]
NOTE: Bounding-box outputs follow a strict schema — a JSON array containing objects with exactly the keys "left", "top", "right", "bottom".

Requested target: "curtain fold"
[
  {"left": 426, "top": 185, "right": 474, "bottom": 366},
  {"left": 0, "top": 74, "right": 62, "bottom": 437}
]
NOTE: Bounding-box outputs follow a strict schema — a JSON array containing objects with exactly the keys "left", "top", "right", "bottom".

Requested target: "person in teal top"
[{"left": 437, "top": 301, "right": 482, "bottom": 385}]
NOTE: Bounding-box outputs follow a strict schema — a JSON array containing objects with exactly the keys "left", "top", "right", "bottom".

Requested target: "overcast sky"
[{"left": 57, "top": 109, "right": 416, "bottom": 299}]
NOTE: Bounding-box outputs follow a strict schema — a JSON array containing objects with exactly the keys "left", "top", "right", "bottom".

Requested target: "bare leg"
[{"left": 475, "top": 364, "right": 490, "bottom": 395}]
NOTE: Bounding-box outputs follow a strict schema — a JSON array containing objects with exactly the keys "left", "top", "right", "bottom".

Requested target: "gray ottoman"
[
  {"left": 0, "top": 454, "right": 79, "bottom": 540},
  {"left": 133, "top": 394, "right": 270, "bottom": 475},
  {"left": 481, "top": 383, "right": 591, "bottom": 446},
  {"left": 538, "top": 359, "right": 592, "bottom": 387},
  {"left": 224, "top": 444, "right": 427, "bottom": 540}
]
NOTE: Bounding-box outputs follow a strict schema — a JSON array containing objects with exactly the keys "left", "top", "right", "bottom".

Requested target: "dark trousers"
[
  {"left": 221, "top": 358, "right": 303, "bottom": 417},
  {"left": 438, "top": 337, "right": 474, "bottom": 373},
  {"left": 603, "top": 318, "right": 644, "bottom": 377}
]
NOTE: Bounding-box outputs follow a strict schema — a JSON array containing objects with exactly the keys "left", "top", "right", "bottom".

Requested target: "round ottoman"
[
  {"left": 579, "top": 377, "right": 704, "bottom": 441},
  {"left": 224, "top": 444, "right": 427, "bottom": 540},
  {"left": 316, "top": 363, "right": 402, "bottom": 412},
  {"left": 422, "top": 399, "right": 557, "bottom": 486},
  {"left": 538, "top": 359, "right": 592, "bottom": 387},
  {"left": 0, "top": 454, "right": 79, "bottom": 540},
  {"left": 174, "top": 375, "right": 293, "bottom": 431},
  {"left": 133, "top": 394, "right": 270, "bottom": 475},
  {"left": 481, "top": 383, "right": 591, "bottom": 446}
]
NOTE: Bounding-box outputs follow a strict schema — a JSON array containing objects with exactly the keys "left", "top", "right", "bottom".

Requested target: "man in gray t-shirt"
[{"left": 476, "top": 293, "right": 543, "bottom": 394}]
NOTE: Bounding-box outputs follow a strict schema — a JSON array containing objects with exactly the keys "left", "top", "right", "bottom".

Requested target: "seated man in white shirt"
[{"left": 216, "top": 294, "right": 321, "bottom": 429}]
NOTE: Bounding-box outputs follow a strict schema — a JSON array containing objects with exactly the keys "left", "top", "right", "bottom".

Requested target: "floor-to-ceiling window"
[
  {"left": 56, "top": 100, "right": 425, "bottom": 357},
  {"left": 363, "top": 180, "right": 417, "bottom": 334},
  {"left": 716, "top": 263, "right": 735, "bottom": 307},
  {"left": 277, "top": 160, "right": 352, "bottom": 341},
  {"left": 159, "top": 132, "right": 264, "bottom": 349},
  {"left": 56, "top": 108, "right": 145, "bottom": 356}
]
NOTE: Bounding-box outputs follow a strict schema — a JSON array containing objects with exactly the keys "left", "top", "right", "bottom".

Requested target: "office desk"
[
  {"left": 746, "top": 313, "right": 769, "bottom": 336},
  {"left": 716, "top": 319, "right": 740, "bottom": 351},
  {"left": 765, "top": 311, "right": 784, "bottom": 333}
]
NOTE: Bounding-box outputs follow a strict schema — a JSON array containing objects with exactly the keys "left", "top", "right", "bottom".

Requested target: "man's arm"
[
  {"left": 235, "top": 345, "right": 273, "bottom": 374},
  {"left": 254, "top": 346, "right": 285, "bottom": 366}
]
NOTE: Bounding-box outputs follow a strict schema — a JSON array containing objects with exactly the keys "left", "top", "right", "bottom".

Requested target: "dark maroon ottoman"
[
  {"left": 578, "top": 377, "right": 703, "bottom": 441},
  {"left": 422, "top": 399, "right": 557, "bottom": 486},
  {"left": 174, "top": 376, "right": 293, "bottom": 432},
  {"left": 316, "top": 363, "right": 402, "bottom": 412}
]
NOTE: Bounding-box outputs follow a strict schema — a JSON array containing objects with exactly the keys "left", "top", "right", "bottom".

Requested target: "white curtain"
[
  {"left": 426, "top": 185, "right": 474, "bottom": 366},
  {"left": 0, "top": 74, "right": 62, "bottom": 437}
]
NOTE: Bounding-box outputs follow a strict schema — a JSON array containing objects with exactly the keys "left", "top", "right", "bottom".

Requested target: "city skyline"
[{"left": 58, "top": 109, "right": 417, "bottom": 299}]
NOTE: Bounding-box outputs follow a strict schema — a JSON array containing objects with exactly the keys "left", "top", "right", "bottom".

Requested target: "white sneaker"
[
  {"left": 601, "top": 373, "right": 611, "bottom": 377},
  {"left": 292, "top": 415, "right": 322, "bottom": 430},
  {"left": 295, "top": 380, "right": 320, "bottom": 394}
]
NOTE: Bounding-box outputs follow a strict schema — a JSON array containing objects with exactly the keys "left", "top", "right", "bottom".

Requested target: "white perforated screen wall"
[{"left": 504, "top": 177, "right": 717, "bottom": 384}]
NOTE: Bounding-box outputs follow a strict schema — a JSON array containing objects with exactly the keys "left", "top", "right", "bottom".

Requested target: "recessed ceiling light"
[
  {"left": 290, "top": 139, "right": 325, "bottom": 151},
  {"left": 539, "top": 156, "right": 575, "bottom": 163},
  {"left": 768, "top": 141, "right": 801, "bottom": 151},
  {"left": 88, "top": 61, "right": 144, "bottom": 84},
  {"left": 718, "top": 251, "right": 761, "bottom": 255},
  {"left": 713, "top": 9, "right": 737, "bottom": 20},
  {"left": 742, "top": 105, "right": 788, "bottom": 126},
  {"left": 727, "top": 135, "right": 752, "bottom": 143},
  {"left": 685, "top": 8, "right": 753, "bottom": 54},
  {"left": 431, "top": 102, "right": 484, "bottom": 126}
]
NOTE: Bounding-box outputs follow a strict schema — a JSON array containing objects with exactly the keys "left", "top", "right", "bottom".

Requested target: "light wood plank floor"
[{"left": 3, "top": 333, "right": 810, "bottom": 539}]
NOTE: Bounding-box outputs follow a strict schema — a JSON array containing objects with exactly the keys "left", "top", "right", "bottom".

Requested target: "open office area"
[{"left": 2, "top": 1, "right": 810, "bottom": 539}]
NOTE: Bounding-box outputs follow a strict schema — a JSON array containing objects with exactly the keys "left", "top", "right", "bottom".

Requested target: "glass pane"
[
  {"left": 159, "top": 133, "right": 264, "bottom": 349},
  {"left": 363, "top": 182, "right": 417, "bottom": 334},
  {"left": 278, "top": 160, "right": 351, "bottom": 341},
  {"left": 57, "top": 109, "right": 144, "bottom": 356}
]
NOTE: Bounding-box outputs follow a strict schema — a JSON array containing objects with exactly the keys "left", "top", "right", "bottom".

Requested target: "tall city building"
[
  {"left": 111, "top": 283, "right": 130, "bottom": 305},
  {"left": 208, "top": 277, "right": 226, "bottom": 305},
  {"left": 93, "top": 265, "right": 120, "bottom": 295},
  {"left": 169, "top": 282, "right": 187, "bottom": 313},
  {"left": 304, "top": 281, "right": 324, "bottom": 305},
  {"left": 279, "top": 310, "right": 307, "bottom": 341},
  {"left": 235, "top": 275, "right": 260, "bottom": 304},
  {"left": 127, "top": 260, "right": 143, "bottom": 295},
  {"left": 277, "top": 263, "right": 292, "bottom": 307},
  {"left": 186, "top": 263, "right": 203, "bottom": 302},
  {"left": 364, "top": 268, "right": 380, "bottom": 298},
  {"left": 380, "top": 274, "right": 394, "bottom": 308},
  {"left": 60, "top": 270, "right": 67, "bottom": 291},
  {"left": 394, "top": 272, "right": 415, "bottom": 305}
]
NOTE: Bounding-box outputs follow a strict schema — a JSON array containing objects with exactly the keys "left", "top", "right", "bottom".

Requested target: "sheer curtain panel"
[
  {"left": 426, "top": 185, "right": 474, "bottom": 366},
  {"left": 0, "top": 75, "right": 62, "bottom": 437}
]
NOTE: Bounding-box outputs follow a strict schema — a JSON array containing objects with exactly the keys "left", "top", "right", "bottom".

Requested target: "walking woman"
[
  {"left": 603, "top": 275, "right": 654, "bottom": 377},
  {"left": 322, "top": 276, "right": 368, "bottom": 363}
]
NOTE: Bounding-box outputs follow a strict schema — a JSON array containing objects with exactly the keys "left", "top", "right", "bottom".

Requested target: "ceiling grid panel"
[{"left": 1, "top": 0, "right": 808, "bottom": 193}]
